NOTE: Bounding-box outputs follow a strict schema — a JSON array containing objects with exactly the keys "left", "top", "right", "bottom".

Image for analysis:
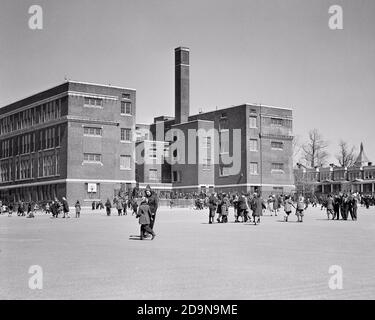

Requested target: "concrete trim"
[{"left": 0, "top": 179, "right": 136, "bottom": 190}]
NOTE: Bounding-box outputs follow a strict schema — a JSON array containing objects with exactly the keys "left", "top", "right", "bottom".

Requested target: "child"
[
  {"left": 221, "top": 194, "right": 230, "bottom": 223},
  {"left": 283, "top": 195, "right": 294, "bottom": 222},
  {"left": 296, "top": 196, "right": 307, "bottom": 222},
  {"left": 75, "top": 200, "right": 81, "bottom": 218},
  {"left": 123, "top": 200, "right": 127, "bottom": 216},
  {"left": 132, "top": 199, "right": 138, "bottom": 215},
  {"left": 136, "top": 197, "right": 156, "bottom": 240}
]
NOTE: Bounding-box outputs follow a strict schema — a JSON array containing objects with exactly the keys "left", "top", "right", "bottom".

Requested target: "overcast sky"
[{"left": 0, "top": 0, "right": 374, "bottom": 164}]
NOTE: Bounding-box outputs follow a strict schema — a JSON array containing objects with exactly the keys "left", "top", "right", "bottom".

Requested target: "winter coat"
[
  {"left": 208, "top": 195, "right": 218, "bottom": 210},
  {"left": 146, "top": 192, "right": 159, "bottom": 214},
  {"left": 326, "top": 197, "right": 334, "bottom": 210},
  {"left": 75, "top": 203, "right": 81, "bottom": 213},
  {"left": 221, "top": 198, "right": 230, "bottom": 216},
  {"left": 284, "top": 198, "right": 294, "bottom": 212},
  {"left": 253, "top": 198, "right": 265, "bottom": 217},
  {"left": 116, "top": 201, "right": 123, "bottom": 210},
  {"left": 136, "top": 203, "right": 152, "bottom": 225},
  {"left": 62, "top": 200, "right": 69, "bottom": 213}
]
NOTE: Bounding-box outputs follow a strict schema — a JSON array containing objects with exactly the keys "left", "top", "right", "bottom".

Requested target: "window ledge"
[{"left": 82, "top": 161, "right": 103, "bottom": 166}]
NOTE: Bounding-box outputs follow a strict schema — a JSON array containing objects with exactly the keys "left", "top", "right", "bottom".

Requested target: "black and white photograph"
[{"left": 1, "top": 0, "right": 375, "bottom": 309}]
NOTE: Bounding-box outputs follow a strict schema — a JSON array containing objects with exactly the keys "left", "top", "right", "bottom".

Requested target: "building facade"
[
  {"left": 135, "top": 47, "right": 295, "bottom": 196},
  {"left": 0, "top": 81, "right": 136, "bottom": 205},
  {"left": 294, "top": 143, "right": 375, "bottom": 196}
]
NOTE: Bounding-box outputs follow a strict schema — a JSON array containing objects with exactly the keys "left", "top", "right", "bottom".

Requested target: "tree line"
[{"left": 294, "top": 129, "right": 356, "bottom": 168}]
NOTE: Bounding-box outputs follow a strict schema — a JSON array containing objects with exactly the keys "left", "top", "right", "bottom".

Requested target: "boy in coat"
[
  {"left": 136, "top": 197, "right": 156, "bottom": 240},
  {"left": 283, "top": 195, "right": 294, "bottom": 222},
  {"left": 208, "top": 193, "right": 218, "bottom": 224}
]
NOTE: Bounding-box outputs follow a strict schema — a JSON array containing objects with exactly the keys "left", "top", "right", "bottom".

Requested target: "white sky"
[{"left": 0, "top": 0, "right": 374, "bottom": 164}]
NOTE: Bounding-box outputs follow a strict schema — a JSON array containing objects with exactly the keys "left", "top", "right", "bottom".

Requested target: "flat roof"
[
  {"left": 189, "top": 103, "right": 293, "bottom": 119},
  {"left": 0, "top": 80, "right": 135, "bottom": 107}
]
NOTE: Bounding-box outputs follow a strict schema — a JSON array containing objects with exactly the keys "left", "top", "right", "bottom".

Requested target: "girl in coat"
[
  {"left": 136, "top": 197, "right": 156, "bottom": 240},
  {"left": 220, "top": 194, "right": 230, "bottom": 223},
  {"left": 116, "top": 200, "right": 123, "bottom": 216},
  {"left": 296, "top": 196, "right": 307, "bottom": 222},
  {"left": 75, "top": 201, "right": 81, "bottom": 218},
  {"left": 283, "top": 195, "right": 294, "bottom": 222}
]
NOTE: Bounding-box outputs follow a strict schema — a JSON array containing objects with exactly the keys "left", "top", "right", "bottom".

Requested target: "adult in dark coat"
[
  {"left": 62, "top": 197, "right": 70, "bottom": 218},
  {"left": 252, "top": 194, "right": 265, "bottom": 225},
  {"left": 333, "top": 195, "right": 341, "bottom": 220},
  {"left": 145, "top": 185, "right": 159, "bottom": 230},
  {"left": 237, "top": 193, "right": 249, "bottom": 223},
  {"left": 105, "top": 199, "right": 112, "bottom": 216},
  {"left": 350, "top": 194, "right": 358, "bottom": 220},
  {"left": 208, "top": 193, "right": 218, "bottom": 224},
  {"left": 342, "top": 194, "right": 349, "bottom": 220}
]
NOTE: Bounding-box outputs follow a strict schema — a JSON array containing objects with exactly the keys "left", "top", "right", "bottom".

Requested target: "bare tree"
[
  {"left": 301, "top": 129, "right": 329, "bottom": 168},
  {"left": 335, "top": 140, "right": 355, "bottom": 167}
]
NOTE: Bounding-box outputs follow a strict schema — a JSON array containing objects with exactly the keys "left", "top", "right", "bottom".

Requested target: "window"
[
  {"left": 121, "top": 101, "right": 132, "bottom": 115},
  {"left": 271, "top": 118, "right": 283, "bottom": 126},
  {"left": 42, "top": 155, "right": 55, "bottom": 177},
  {"left": 149, "top": 169, "right": 158, "bottom": 181},
  {"left": 271, "top": 141, "right": 283, "bottom": 150},
  {"left": 249, "top": 116, "right": 257, "bottom": 128},
  {"left": 56, "top": 153, "right": 60, "bottom": 175},
  {"left": 120, "top": 128, "right": 132, "bottom": 142},
  {"left": 122, "top": 93, "right": 131, "bottom": 100},
  {"left": 249, "top": 139, "right": 258, "bottom": 151},
  {"left": 120, "top": 155, "right": 131, "bottom": 170},
  {"left": 249, "top": 162, "right": 258, "bottom": 175},
  {"left": 84, "top": 127, "right": 102, "bottom": 136},
  {"left": 172, "top": 171, "right": 181, "bottom": 182},
  {"left": 271, "top": 163, "right": 284, "bottom": 172},
  {"left": 84, "top": 97, "right": 103, "bottom": 108},
  {"left": 83, "top": 153, "right": 102, "bottom": 163}
]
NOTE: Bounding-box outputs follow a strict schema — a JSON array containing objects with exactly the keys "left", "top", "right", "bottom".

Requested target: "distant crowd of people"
[
  {"left": 0, "top": 197, "right": 80, "bottom": 218},
  {"left": 192, "top": 191, "right": 374, "bottom": 224},
  {"left": 1, "top": 189, "right": 374, "bottom": 241}
]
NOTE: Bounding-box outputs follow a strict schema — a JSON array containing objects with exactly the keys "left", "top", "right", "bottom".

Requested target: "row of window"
[
  {"left": 249, "top": 140, "right": 284, "bottom": 152},
  {"left": 0, "top": 153, "right": 60, "bottom": 182},
  {"left": 248, "top": 116, "right": 292, "bottom": 129},
  {"left": 304, "top": 169, "right": 375, "bottom": 182},
  {"left": 83, "top": 97, "right": 132, "bottom": 115},
  {"left": 0, "top": 93, "right": 133, "bottom": 137},
  {"left": 0, "top": 126, "right": 61, "bottom": 159},
  {"left": 82, "top": 127, "right": 132, "bottom": 141},
  {"left": 82, "top": 153, "right": 132, "bottom": 170},
  {"left": 219, "top": 162, "right": 286, "bottom": 177},
  {"left": 0, "top": 99, "right": 62, "bottom": 135}
]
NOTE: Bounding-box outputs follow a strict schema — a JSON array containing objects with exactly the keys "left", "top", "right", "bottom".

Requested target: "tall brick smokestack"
[{"left": 175, "top": 47, "right": 190, "bottom": 124}]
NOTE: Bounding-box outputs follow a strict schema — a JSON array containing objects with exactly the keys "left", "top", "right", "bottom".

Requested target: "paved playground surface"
[{"left": 1, "top": 206, "right": 375, "bottom": 299}]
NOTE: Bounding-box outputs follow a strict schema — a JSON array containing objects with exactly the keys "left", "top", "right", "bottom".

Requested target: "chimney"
[{"left": 175, "top": 47, "right": 190, "bottom": 124}]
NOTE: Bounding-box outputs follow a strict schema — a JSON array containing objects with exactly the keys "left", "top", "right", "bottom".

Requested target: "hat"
[{"left": 145, "top": 185, "right": 151, "bottom": 191}]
